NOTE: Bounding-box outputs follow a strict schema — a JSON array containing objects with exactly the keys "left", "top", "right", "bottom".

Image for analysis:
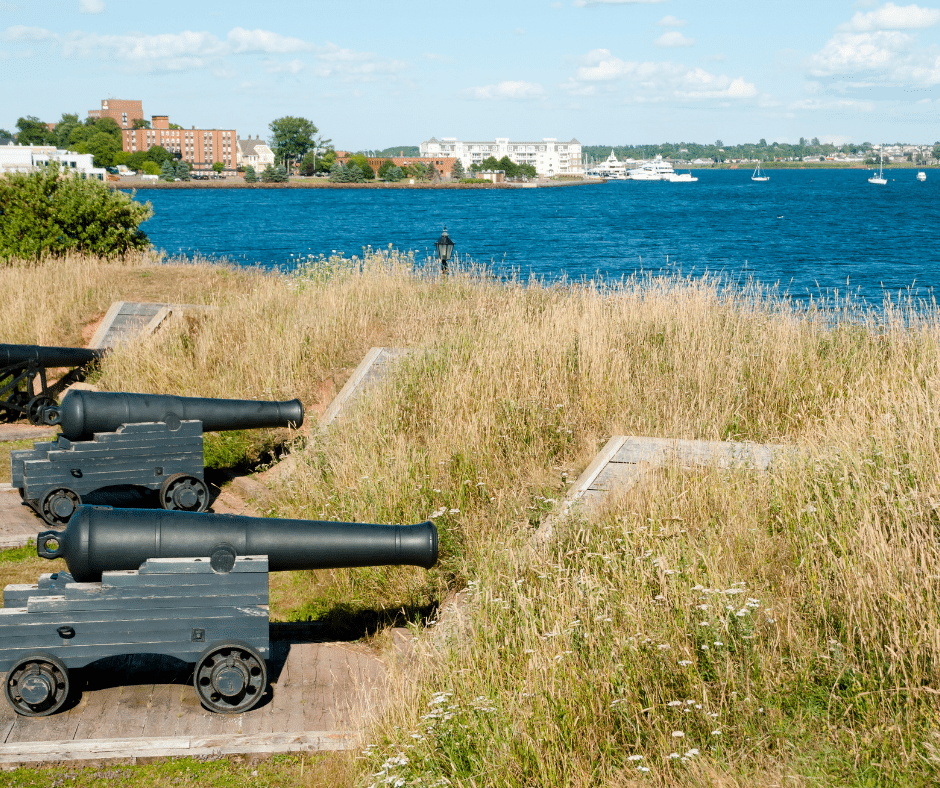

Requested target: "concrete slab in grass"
[{"left": 318, "top": 347, "right": 410, "bottom": 428}]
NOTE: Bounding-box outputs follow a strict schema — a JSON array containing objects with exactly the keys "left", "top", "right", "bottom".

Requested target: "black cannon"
[
  {"left": 11, "top": 390, "right": 304, "bottom": 526},
  {"left": 0, "top": 344, "right": 107, "bottom": 425},
  {"left": 1, "top": 506, "right": 439, "bottom": 717}
]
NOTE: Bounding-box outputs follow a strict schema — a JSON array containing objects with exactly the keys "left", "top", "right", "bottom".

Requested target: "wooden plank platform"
[
  {"left": 89, "top": 302, "right": 216, "bottom": 350},
  {"left": 535, "top": 435, "right": 788, "bottom": 545},
  {"left": 319, "top": 348, "right": 409, "bottom": 428},
  {"left": 0, "top": 629, "right": 395, "bottom": 765}
]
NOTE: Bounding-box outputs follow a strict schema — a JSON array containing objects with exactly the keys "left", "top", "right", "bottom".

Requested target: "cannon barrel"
[
  {"left": 47, "top": 390, "right": 304, "bottom": 439},
  {"left": 37, "top": 506, "right": 439, "bottom": 582},
  {"left": 0, "top": 343, "right": 106, "bottom": 370}
]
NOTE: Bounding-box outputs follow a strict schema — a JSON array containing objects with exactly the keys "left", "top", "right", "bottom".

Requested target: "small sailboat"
[
  {"left": 751, "top": 162, "right": 769, "bottom": 182},
  {"left": 917, "top": 171, "right": 926, "bottom": 182},
  {"left": 868, "top": 149, "right": 887, "bottom": 185}
]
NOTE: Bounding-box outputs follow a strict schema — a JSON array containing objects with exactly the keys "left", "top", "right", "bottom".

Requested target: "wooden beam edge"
[
  {"left": 0, "top": 730, "right": 358, "bottom": 766},
  {"left": 318, "top": 346, "right": 384, "bottom": 428}
]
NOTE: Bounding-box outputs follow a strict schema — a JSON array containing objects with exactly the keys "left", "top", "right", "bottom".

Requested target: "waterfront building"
[
  {"left": 122, "top": 115, "right": 237, "bottom": 175},
  {"left": 236, "top": 136, "right": 276, "bottom": 171},
  {"left": 0, "top": 142, "right": 107, "bottom": 179},
  {"left": 419, "top": 137, "right": 583, "bottom": 177},
  {"left": 88, "top": 99, "right": 144, "bottom": 129}
]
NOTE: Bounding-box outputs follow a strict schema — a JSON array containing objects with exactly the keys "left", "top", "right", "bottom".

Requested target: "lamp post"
[{"left": 435, "top": 226, "right": 455, "bottom": 274}]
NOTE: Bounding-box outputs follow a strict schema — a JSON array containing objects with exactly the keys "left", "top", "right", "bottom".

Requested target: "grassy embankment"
[{"left": 2, "top": 251, "right": 940, "bottom": 786}]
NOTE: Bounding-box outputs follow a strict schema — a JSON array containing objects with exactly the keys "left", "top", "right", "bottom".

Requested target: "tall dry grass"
[{"left": 5, "top": 252, "right": 940, "bottom": 784}]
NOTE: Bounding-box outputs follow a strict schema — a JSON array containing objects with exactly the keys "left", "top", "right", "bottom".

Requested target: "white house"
[
  {"left": 0, "top": 143, "right": 107, "bottom": 179},
  {"left": 419, "top": 137, "right": 583, "bottom": 177},
  {"left": 236, "top": 136, "right": 275, "bottom": 171}
]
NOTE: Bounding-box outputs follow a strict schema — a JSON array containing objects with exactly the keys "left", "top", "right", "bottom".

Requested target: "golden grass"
[{"left": 3, "top": 252, "right": 940, "bottom": 785}]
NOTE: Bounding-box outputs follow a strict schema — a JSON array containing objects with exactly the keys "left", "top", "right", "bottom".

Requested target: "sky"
[{"left": 2, "top": 0, "right": 940, "bottom": 150}]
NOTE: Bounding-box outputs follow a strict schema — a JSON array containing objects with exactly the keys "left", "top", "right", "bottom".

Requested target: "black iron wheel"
[
  {"left": 194, "top": 641, "right": 267, "bottom": 713},
  {"left": 159, "top": 473, "right": 209, "bottom": 512},
  {"left": 26, "top": 395, "right": 56, "bottom": 427},
  {"left": 39, "top": 486, "right": 81, "bottom": 526},
  {"left": 4, "top": 653, "right": 70, "bottom": 716},
  {"left": 1, "top": 390, "right": 31, "bottom": 423}
]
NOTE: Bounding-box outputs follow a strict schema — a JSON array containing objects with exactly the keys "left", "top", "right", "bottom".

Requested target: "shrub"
[
  {"left": 244, "top": 165, "right": 258, "bottom": 183},
  {"left": 0, "top": 164, "right": 152, "bottom": 263}
]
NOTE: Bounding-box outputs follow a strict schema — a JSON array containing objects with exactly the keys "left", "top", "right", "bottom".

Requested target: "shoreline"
[{"left": 109, "top": 178, "right": 602, "bottom": 190}]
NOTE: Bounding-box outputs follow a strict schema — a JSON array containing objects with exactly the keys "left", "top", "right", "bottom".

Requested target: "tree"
[
  {"left": 0, "top": 129, "right": 12, "bottom": 143},
  {"left": 300, "top": 153, "right": 316, "bottom": 176},
  {"left": 0, "top": 163, "right": 152, "bottom": 263},
  {"left": 159, "top": 160, "right": 176, "bottom": 181},
  {"left": 268, "top": 116, "right": 318, "bottom": 169},
  {"left": 497, "top": 156, "right": 518, "bottom": 178},
  {"left": 175, "top": 160, "right": 191, "bottom": 181},
  {"left": 480, "top": 156, "right": 500, "bottom": 171},
  {"left": 933, "top": 144, "right": 940, "bottom": 162},
  {"left": 15, "top": 116, "right": 54, "bottom": 146},
  {"left": 82, "top": 132, "right": 122, "bottom": 168},
  {"left": 53, "top": 113, "right": 81, "bottom": 149},
  {"left": 377, "top": 159, "right": 395, "bottom": 180},
  {"left": 132, "top": 118, "right": 151, "bottom": 130},
  {"left": 144, "top": 145, "right": 174, "bottom": 166},
  {"left": 451, "top": 160, "right": 465, "bottom": 180},
  {"left": 212, "top": 162, "right": 224, "bottom": 174},
  {"left": 141, "top": 161, "right": 161, "bottom": 176},
  {"left": 244, "top": 165, "right": 258, "bottom": 183},
  {"left": 328, "top": 161, "right": 346, "bottom": 182},
  {"left": 385, "top": 166, "right": 404, "bottom": 182}
]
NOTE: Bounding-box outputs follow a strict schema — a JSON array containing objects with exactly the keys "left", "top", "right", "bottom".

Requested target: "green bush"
[
  {"left": 244, "top": 165, "right": 258, "bottom": 183},
  {"left": 0, "top": 164, "right": 153, "bottom": 263}
]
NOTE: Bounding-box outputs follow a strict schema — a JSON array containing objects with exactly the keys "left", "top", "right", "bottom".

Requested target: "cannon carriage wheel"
[
  {"left": 26, "top": 395, "right": 57, "bottom": 427},
  {"left": 4, "top": 652, "right": 70, "bottom": 716},
  {"left": 39, "top": 486, "right": 82, "bottom": 527},
  {"left": 194, "top": 641, "right": 267, "bottom": 713},
  {"left": 1, "top": 390, "right": 31, "bottom": 423},
  {"left": 159, "top": 473, "right": 209, "bottom": 512}
]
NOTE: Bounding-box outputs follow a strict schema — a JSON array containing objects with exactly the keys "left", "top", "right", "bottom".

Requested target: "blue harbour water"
[{"left": 131, "top": 168, "right": 940, "bottom": 306}]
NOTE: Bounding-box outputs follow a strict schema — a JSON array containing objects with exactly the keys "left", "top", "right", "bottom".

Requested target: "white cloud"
[
  {"left": 564, "top": 48, "right": 757, "bottom": 101},
  {"left": 1, "top": 26, "right": 407, "bottom": 81},
  {"left": 227, "top": 27, "right": 311, "bottom": 54},
  {"left": 462, "top": 80, "right": 545, "bottom": 100},
  {"left": 4, "top": 25, "right": 55, "bottom": 41},
  {"left": 808, "top": 29, "right": 940, "bottom": 84},
  {"left": 265, "top": 58, "right": 305, "bottom": 74},
  {"left": 655, "top": 31, "right": 694, "bottom": 47},
  {"left": 658, "top": 15, "right": 687, "bottom": 26},
  {"left": 424, "top": 52, "right": 456, "bottom": 63},
  {"left": 838, "top": 2, "right": 940, "bottom": 31},
  {"left": 574, "top": 0, "right": 666, "bottom": 6},
  {"left": 79, "top": 0, "right": 105, "bottom": 14}
]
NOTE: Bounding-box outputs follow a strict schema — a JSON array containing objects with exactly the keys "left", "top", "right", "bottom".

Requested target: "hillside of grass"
[{"left": 2, "top": 251, "right": 939, "bottom": 786}]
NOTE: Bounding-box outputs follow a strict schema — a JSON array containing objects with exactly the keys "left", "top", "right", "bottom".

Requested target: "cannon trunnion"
[
  {"left": 1, "top": 506, "right": 439, "bottom": 717},
  {"left": 11, "top": 390, "right": 304, "bottom": 526}
]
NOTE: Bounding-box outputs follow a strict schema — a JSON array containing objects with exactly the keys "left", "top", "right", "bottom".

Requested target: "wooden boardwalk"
[
  {"left": 89, "top": 302, "right": 215, "bottom": 350},
  {"left": 0, "top": 629, "right": 405, "bottom": 765}
]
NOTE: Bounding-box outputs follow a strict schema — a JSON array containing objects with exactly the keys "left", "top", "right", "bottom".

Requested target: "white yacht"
[
  {"left": 917, "top": 171, "right": 927, "bottom": 182},
  {"left": 868, "top": 148, "right": 887, "bottom": 185},
  {"left": 664, "top": 170, "right": 698, "bottom": 183},
  {"left": 586, "top": 150, "right": 628, "bottom": 180},
  {"left": 626, "top": 155, "right": 676, "bottom": 181}
]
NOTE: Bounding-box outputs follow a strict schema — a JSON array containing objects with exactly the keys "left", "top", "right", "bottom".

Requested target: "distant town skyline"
[{"left": 2, "top": 0, "right": 940, "bottom": 149}]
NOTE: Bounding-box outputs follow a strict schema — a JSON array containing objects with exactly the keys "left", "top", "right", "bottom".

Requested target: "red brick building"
[
  {"left": 122, "top": 115, "right": 237, "bottom": 175},
  {"left": 88, "top": 99, "right": 144, "bottom": 129}
]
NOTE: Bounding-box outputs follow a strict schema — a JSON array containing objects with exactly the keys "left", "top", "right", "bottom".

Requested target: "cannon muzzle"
[
  {"left": 37, "top": 506, "right": 439, "bottom": 582},
  {"left": 0, "top": 344, "right": 106, "bottom": 371},
  {"left": 46, "top": 390, "right": 304, "bottom": 439}
]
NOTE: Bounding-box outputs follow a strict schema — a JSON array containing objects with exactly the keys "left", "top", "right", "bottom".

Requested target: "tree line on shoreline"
[{"left": 583, "top": 138, "right": 940, "bottom": 166}]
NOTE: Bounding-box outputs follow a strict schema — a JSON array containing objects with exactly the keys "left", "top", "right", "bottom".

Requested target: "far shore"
[{"left": 109, "top": 177, "right": 602, "bottom": 190}]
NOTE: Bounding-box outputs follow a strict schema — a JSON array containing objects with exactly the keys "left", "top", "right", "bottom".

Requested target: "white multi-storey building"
[
  {"left": 0, "top": 143, "right": 107, "bottom": 179},
  {"left": 420, "top": 137, "right": 583, "bottom": 177}
]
